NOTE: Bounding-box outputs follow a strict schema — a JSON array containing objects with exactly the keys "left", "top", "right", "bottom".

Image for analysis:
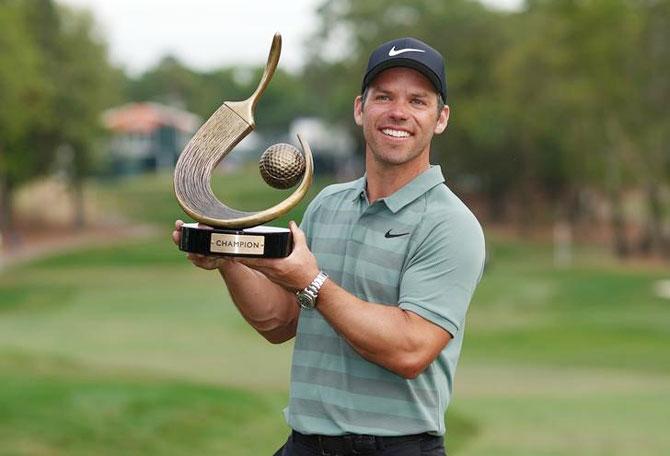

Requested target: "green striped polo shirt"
[{"left": 286, "top": 165, "right": 485, "bottom": 436}]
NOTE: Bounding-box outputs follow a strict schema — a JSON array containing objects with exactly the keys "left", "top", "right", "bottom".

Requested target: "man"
[{"left": 172, "top": 37, "right": 485, "bottom": 456}]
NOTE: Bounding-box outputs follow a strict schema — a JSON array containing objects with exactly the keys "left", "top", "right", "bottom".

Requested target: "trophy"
[{"left": 174, "top": 33, "right": 313, "bottom": 258}]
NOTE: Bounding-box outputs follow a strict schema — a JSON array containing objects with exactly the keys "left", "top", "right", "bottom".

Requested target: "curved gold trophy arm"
[{"left": 173, "top": 33, "right": 313, "bottom": 229}]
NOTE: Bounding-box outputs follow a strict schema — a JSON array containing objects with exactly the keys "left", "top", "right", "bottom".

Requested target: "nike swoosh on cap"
[{"left": 388, "top": 46, "right": 426, "bottom": 57}]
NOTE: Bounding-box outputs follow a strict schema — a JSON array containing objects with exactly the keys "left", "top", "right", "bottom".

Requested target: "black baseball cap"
[{"left": 361, "top": 37, "right": 447, "bottom": 102}]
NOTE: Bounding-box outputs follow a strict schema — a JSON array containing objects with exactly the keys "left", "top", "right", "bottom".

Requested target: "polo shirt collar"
[
  {"left": 351, "top": 175, "right": 368, "bottom": 202},
  {"left": 382, "top": 165, "right": 445, "bottom": 213},
  {"left": 351, "top": 166, "right": 446, "bottom": 212}
]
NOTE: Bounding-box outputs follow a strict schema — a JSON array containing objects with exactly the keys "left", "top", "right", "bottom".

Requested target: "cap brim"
[{"left": 363, "top": 59, "right": 445, "bottom": 102}]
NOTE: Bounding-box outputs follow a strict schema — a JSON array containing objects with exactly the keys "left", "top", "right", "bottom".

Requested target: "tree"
[
  {"left": 125, "top": 55, "right": 203, "bottom": 110},
  {"left": 48, "top": 4, "right": 123, "bottom": 228},
  {"left": 304, "top": 0, "right": 513, "bottom": 206},
  {"left": 0, "top": 1, "right": 50, "bottom": 243},
  {"left": 0, "top": 0, "right": 122, "bottom": 238},
  {"left": 304, "top": 0, "right": 669, "bottom": 259},
  {"left": 636, "top": 0, "right": 670, "bottom": 256},
  {"left": 126, "top": 57, "right": 314, "bottom": 135}
]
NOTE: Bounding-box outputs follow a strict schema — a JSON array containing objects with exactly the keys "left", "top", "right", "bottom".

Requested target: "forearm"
[
  {"left": 316, "top": 280, "right": 450, "bottom": 378},
  {"left": 220, "top": 221, "right": 450, "bottom": 372},
  {"left": 173, "top": 220, "right": 299, "bottom": 343},
  {"left": 218, "top": 261, "right": 299, "bottom": 343}
]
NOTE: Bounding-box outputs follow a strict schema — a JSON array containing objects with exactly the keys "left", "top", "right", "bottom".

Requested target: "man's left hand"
[{"left": 238, "top": 221, "right": 320, "bottom": 292}]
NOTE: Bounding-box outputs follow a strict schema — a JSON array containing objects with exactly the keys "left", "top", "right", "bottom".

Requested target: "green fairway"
[
  {"left": 1, "top": 171, "right": 669, "bottom": 455},
  {"left": 0, "top": 351, "right": 290, "bottom": 455}
]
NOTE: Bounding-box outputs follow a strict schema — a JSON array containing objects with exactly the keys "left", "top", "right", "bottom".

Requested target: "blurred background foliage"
[
  {"left": 1, "top": 1, "right": 670, "bottom": 455},
  {"left": 1, "top": 0, "right": 669, "bottom": 259}
]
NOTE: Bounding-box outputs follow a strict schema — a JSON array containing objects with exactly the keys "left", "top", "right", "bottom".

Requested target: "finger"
[
  {"left": 175, "top": 220, "right": 184, "bottom": 229},
  {"left": 172, "top": 230, "right": 181, "bottom": 246},
  {"left": 187, "top": 253, "right": 208, "bottom": 263},
  {"left": 289, "top": 221, "right": 307, "bottom": 248},
  {"left": 238, "top": 258, "right": 271, "bottom": 270}
]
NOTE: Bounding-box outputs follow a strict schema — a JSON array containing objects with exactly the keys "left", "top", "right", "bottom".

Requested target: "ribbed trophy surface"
[{"left": 174, "top": 104, "right": 255, "bottom": 221}]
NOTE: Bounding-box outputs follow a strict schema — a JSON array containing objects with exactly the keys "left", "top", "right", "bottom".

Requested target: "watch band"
[
  {"left": 297, "top": 271, "right": 328, "bottom": 309},
  {"left": 304, "top": 271, "right": 328, "bottom": 299}
]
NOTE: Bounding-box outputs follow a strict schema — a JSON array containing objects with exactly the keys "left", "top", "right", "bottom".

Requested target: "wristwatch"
[{"left": 296, "top": 271, "right": 328, "bottom": 310}]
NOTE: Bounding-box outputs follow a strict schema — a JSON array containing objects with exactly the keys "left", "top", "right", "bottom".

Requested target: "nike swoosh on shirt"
[
  {"left": 388, "top": 46, "right": 426, "bottom": 57},
  {"left": 385, "top": 229, "right": 410, "bottom": 238}
]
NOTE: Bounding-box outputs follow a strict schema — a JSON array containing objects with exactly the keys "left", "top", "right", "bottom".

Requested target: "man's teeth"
[{"left": 382, "top": 128, "right": 410, "bottom": 138}]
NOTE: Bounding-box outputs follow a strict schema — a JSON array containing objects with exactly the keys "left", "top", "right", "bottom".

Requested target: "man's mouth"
[{"left": 381, "top": 128, "right": 410, "bottom": 138}]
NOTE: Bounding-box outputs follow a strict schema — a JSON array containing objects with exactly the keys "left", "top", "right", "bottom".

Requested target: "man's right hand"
[{"left": 172, "top": 219, "right": 232, "bottom": 271}]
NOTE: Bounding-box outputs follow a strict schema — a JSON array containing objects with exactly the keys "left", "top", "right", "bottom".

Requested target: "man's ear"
[
  {"left": 434, "top": 105, "right": 450, "bottom": 135},
  {"left": 353, "top": 95, "right": 364, "bottom": 126}
]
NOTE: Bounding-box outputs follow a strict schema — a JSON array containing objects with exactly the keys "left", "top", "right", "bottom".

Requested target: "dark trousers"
[{"left": 273, "top": 431, "right": 446, "bottom": 456}]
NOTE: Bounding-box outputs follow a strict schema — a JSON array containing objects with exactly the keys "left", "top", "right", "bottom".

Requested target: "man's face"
[{"left": 354, "top": 67, "right": 449, "bottom": 169}]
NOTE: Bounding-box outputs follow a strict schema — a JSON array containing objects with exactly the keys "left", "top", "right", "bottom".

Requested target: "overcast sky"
[{"left": 59, "top": 0, "right": 522, "bottom": 75}]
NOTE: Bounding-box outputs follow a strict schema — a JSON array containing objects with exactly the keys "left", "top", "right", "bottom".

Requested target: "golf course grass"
[{"left": 0, "top": 171, "right": 668, "bottom": 455}]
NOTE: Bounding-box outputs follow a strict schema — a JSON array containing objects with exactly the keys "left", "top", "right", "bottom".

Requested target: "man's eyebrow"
[
  {"left": 374, "top": 86, "right": 430, "bottom": 96},
  {"left": 370, "top": 87, "right": 392, "bottom": 94},
  {"left": 369, "top": 87, "right": 434, "bottom": 99}
]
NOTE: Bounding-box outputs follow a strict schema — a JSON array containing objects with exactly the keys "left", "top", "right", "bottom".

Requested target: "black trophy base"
[{"left": 179, "top": 223, "right": 292, "bottom": 258}]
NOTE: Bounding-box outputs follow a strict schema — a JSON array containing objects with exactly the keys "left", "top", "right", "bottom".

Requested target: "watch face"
[{"left": 297, "top": 292, "right": 315, "bottom": 309}]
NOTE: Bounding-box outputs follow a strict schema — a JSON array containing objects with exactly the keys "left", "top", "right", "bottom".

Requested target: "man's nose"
[{"left": 387, "top": 100, "right": 409, "bottom": 121}]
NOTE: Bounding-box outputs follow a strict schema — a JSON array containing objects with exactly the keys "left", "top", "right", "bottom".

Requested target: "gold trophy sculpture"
[{"left": 174, "top": 33, "right": 313, "bottom": 258}]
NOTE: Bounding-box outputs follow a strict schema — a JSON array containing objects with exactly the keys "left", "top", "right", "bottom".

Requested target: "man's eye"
[
  {"left": 376, "top": 95, "right": 390, "bottom": 101},
  {"left": 411, "top": 98, "right": 426, "bottom": 105}
]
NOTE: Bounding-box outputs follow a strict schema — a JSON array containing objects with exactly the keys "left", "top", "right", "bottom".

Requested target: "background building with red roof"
[{"left": 102, "top": 102, "right": 201, "bottom": 175}]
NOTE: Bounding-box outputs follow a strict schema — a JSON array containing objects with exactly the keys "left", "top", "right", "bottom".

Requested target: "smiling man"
[{"left": 173, "top": 37, "right": 485, "bottom": 456}]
